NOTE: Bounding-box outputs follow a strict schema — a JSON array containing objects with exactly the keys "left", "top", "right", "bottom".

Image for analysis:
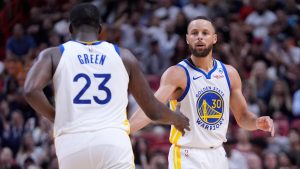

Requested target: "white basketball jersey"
[
  {"left": 169, "top": 59, "right": 231, "bottom": 148},
  {"left": 53, "top": 41, "right": 129, "bottom": 137}
]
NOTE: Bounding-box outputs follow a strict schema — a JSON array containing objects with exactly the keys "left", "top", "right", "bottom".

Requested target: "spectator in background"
[
  {"left": 242, "top": 81, "right": 260, "bottom": 116},
  {"left": 141, "top": 39, "right": 166, "bottom": 75},
  {"left": 247, "top": 152, "right": 263, "bottom": 169},
  {"left": 269, "top": 79, "right": 293, "bottom": 119},
  {"left": 6, "top": 24, "right": 36, "bottom": 62},
  {"left": 174, "top": 11, "right": 189, "bottom": 38},
  {"left": 126, "top": 27, "right": 149, "bottom": 61},
  {"left": 224, "top": 139, "right": 249, "bottom": 169},
  {"left": 236, "top": 128, "right": 252, "bottom": 153},
  {"left": 16, "top": 132, "right": 46, "bottom": 167},
  {"left": 2, "top": 110, "right": 25, "bottom": 157},
  {"left": 292, "top": 88, "right": 300, "bottom": 117},
  {"left": 182, "top": 0, "right": 209, "bottom": 21},
  {"left": 245, "top": 0, "right": 277, "bottom": 40},
  {"left": 154, "top": 0, "right": 180, "bottom": 23},
  {"left": 120, "top": 11, "right": 143, "bottom": 49},
  {"left": 249, "top": 61, "right": 274, "bottom": 114},
  {"left": 288, "top": 128, "right": 300, "bottom": 167},
  {"left": 262, "top": 151, "right": 278, "bottom": 169},
  {"left": 0, "top": 147, "right": 21, "bottom": 169},
  {"left": 170, "top": 38, "right": 189, "bottom": 65}
]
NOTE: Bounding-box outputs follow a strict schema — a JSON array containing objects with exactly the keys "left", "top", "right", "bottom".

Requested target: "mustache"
[{"left": 189, "top": 44, "right": 213, "bottom": 57}]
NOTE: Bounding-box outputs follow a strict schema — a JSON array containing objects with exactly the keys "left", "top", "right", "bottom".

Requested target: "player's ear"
[
  {"left": 69, "top": 24, "right": 73, "bottom": 34},
  {"left": 213, "top": 33, "right": 217, "bottom": 44},
  {"left": 186, "top": 34, "right": 189, "bottom": 44},
  {"left": 98, "top": 24, "right": 102, "bottom": 34}
]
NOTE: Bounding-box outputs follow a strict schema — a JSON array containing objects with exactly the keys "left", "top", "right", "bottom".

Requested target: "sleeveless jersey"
[
  {"left": 53, "top": 41, "right": 129, "bottom": 137},
  {"left": 169, "top": 59, "right": 231, "bottom": 148}
]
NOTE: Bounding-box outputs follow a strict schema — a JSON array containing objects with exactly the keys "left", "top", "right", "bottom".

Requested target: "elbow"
[{"left": 23, "top": 84, "right": 36, "bottom": 99}]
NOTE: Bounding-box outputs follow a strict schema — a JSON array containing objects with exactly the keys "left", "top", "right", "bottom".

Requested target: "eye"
[
  {"left": 202, "top": 31, "right": 209, "bottom": 35},
  {"left": 191, "top": 31, "right": 198, "bottom": 35}
]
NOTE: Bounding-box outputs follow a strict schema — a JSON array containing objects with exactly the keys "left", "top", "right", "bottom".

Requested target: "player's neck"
[
  {"left": 190, "top": 55, "right": 214, "bottom": 72},
  {"left": 74, "top": 33, "right": 98, "bottom": 42}
]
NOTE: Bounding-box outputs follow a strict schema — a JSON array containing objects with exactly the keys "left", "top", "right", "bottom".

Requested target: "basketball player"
[
  {"left": 23, "top": 3, "right": 189, "bottom": 169},
  {"left": 129, "top": 16, "right": 275, "bottom": 169}
]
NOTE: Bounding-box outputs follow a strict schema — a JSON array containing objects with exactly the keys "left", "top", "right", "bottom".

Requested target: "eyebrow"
[{"left": 189, "top": 28, "right": 212, "bottom": 33}]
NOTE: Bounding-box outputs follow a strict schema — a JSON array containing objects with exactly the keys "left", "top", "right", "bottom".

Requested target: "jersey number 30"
[{"left": 73, "top": 73, "right": 111, "bottom": 104}]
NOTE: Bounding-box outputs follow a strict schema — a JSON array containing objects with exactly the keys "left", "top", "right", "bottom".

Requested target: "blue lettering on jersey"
[
  {"left": 196, "top": 86, "right": 224, "bottom": 98},
  {"left": 195, "top": 89, "right": 225, "bottom": 130},
  {"left": 99, "top": 54, "right": 106, "bottom": 65},
  {"left": 77, "top": 54, "right": 107, "bottom": 65}
]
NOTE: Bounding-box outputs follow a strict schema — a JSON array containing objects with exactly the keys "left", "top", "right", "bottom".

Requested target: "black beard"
[{"left": 189, "top": 44, "right": 213, "bottom": 58}]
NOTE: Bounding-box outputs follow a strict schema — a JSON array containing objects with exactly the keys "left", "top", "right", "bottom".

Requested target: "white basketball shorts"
[
  {"left": 54, "top": 128, "right": 134, "bottom": 169},
  {"left": 168, "top": 144, "right": 228, "bottom": 169}
]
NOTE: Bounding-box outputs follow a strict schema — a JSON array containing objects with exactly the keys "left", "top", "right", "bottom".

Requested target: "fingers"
[
  {"left": 173, "top": 112, "right": 190, "bottom": 136},
  {"left": 271, "top": 124, "right": 275, "bottom": 137},
  {"left": 185, "top": 117, "right": 191, "bottom": 131},
  {"left": 181, "top": 129, "right": 185, "bottom": 136},
  {"left": 175, "top": 103, "right": 181, "bottom": 112},
  {"left": 257, "top": 116, "right": 275, "bottom": 137}
]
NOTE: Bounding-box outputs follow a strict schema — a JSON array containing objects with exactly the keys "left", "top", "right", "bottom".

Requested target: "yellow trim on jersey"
[
  {"left": 131, "top": 154, "right": 135, "bottom": 169},
  {"left": 123, "top": 119, "right": 130, "bottom": 134},
  {"left": 124, "top": 111, "right": 130, "bottom": 134},
  {"left": 77, "top": 40, "right": 101, "bottom": 45},
  {"left": 172, "top": 145, "right": 182, "bottom": 169},
  {"left": 169, "top": 100, "right": 182, "bottom": 144}
]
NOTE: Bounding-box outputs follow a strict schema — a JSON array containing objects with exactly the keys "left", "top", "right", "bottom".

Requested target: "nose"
[{"left": 197, "top": 33, "right": 204, "bottom": 40}]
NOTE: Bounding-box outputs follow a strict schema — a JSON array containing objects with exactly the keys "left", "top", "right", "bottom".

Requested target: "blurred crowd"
[{"left": 0, "top": 0, "right": 300, "bottom": 169}]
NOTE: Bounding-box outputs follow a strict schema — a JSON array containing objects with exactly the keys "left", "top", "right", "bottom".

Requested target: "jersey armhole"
[
  {"left": 114, "top": 44, "right": 121, "bottom": 57},
  {"left": 59, "top": 44, "right": 64, "bottom": 55},
  {"left": 220, "top": 62, "right": 231, "bottom": 91},
  {"left": 176, "top": 64, "right": 190, "bottom": 102}
]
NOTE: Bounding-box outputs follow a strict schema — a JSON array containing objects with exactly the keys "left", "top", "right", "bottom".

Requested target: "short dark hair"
[
  {"left": 69, "top": 3, "right": 100, "bottom": 28},
  {"left": 187, "top": 16, "right": 216, "bottom": 32}
]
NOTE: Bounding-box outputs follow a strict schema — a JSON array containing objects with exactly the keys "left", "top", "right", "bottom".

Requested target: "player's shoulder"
[
  {"left": 161, "top": 65, "right": 187, "bottom": 85},
  {"left": 223, "top": 64, "right": 241, "bottom": 89},
  {"left": 165, "top": 65, "right": 186, "bottom": 76},
  {"left": 38, "top": 47, "right": 60, "bottom": 58},
  {"left": 223, "top": 64, "right": 239, "bottom": 77}
]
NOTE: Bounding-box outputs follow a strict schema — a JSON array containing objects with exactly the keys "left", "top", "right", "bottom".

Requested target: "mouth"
[
  {"left": 195, "top": 44, "right": 205, "bottom": 48},
  {"left": 195, "top": 42, "right": 205, "bottom": 48}
]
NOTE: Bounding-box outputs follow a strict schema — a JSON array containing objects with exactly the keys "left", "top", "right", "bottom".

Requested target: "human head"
[
  {"left": 13, "top": 23, "right": 24, "bottom": 39},
  {"left": 186, "top": 16, "right": 217, "bottom": 58},
  {"left": 0, "top": 147, "right": 13, "bottom": 165},
  {"left": 69, "top": 3, "right": 101, "bottom": 35}
]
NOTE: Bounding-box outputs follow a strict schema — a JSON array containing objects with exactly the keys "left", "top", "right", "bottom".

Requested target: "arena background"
[{"left": 0, "top": 0, "right": 300, "bottom": 168}]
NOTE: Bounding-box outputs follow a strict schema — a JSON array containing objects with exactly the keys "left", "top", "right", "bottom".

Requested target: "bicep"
[
  {"left": 154, "top": 66, "right": 186, "bottom": 102},
  {"left": 228, "top": 66, "right": 248, "bottom": 121},
  {"left": 24, "top": 50, "right": 53, "bottom": 90}
]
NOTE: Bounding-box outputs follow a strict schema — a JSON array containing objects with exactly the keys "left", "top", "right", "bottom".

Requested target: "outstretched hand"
[
  {"left": 172, "top": 103, "right": 190, "bottom": 135},
  {"left": 256, "top": 116, "right": 275, "bottom": 136}
]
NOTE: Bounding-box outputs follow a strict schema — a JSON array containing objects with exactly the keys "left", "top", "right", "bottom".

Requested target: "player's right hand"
[{"left": 172, "top": 103, "right": 190, "bottom": 135}]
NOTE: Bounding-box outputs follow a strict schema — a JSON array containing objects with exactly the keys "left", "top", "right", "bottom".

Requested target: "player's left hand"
[{"left": 256, "top": 116, "right": 275, "bottom": 136}]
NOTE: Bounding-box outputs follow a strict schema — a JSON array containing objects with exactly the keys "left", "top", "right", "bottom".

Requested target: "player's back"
[{"left": 53, "top": 41, "right": 129, "bottom": 137}]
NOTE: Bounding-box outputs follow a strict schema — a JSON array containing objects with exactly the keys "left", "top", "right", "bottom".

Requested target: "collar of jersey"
[
  {"left": 184, "top": 59, "right": 217, "bottom": 79},
  {"left": 72, "top": 40, "right": 102, "bottom": 45}
]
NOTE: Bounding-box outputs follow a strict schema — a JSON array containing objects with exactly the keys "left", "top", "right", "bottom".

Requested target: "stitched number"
[
  {"left": 93, "top": 74, "right": 111, "bottom": 104},
  {"left": 73, "top": 73, "right": 111, "bottom": 104},
  {"left": 73, "top": 73, "right": 91, "bottom": 104}
]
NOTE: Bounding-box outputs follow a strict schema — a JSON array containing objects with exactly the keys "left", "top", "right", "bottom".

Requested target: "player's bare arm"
[
  {"left": 129, "top": 65, "right": 187, "bottom": 133},
  {"left": 24, "top": 47, "right": 61, "bottom": 122},
  {"left": 120, "top": 49, "right": 189, "bottom": 133},
  {"left": 226, "top": 65, "right": 275, "bottom": 136}
]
